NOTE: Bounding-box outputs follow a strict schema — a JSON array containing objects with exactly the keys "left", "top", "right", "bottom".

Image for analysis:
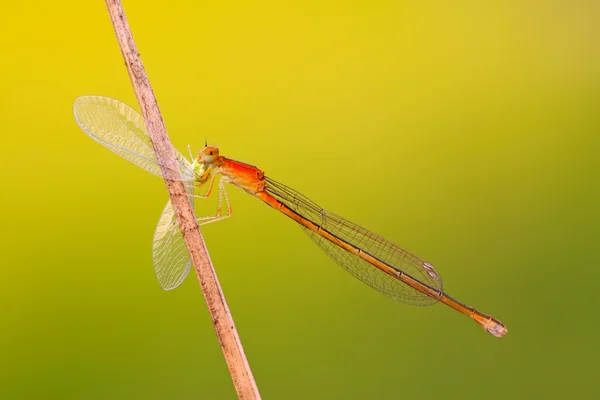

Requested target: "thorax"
[{"left": 220, "top": 158, "right": 266, "bottom": 194}]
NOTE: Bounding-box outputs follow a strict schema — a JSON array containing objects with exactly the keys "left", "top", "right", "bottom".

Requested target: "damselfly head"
[{"left": 199, "top": 146, "right": 220, "bottom": 165}]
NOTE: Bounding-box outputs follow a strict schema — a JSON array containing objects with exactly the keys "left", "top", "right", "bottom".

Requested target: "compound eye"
[{"left": 201, "top": 146, "right": 219, "bottom": 163}]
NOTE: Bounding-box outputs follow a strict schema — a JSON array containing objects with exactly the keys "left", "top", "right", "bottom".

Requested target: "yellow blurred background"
[{"left": 1, "top": 1, "right": 599, "bottom": 398}]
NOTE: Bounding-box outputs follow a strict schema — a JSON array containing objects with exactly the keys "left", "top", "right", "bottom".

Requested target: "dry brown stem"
[{"left": 103, "top": 1, "right": 261, "bottom": 398}]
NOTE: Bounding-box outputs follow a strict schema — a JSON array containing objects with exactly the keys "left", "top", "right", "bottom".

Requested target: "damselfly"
[{"left": 74, "top": 96, "right": 507, "bottom": 337}]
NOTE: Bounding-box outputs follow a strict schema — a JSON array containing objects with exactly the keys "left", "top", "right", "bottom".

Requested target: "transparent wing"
[
  {"left": 73, "top": 96, "right": 197, "bottom": 183},
  {"left": 152, "top": 199, "right": 193, "bottom": 290},
  {"left": 265, "top": 177, "right": 443, "bottom": 305}
]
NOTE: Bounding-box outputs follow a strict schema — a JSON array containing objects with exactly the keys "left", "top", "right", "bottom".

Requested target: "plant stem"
[{"left": 103, "top": 1, "right": 261, "bottom": 398}]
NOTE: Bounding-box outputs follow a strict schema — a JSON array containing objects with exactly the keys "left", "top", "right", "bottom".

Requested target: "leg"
[
  {"left": 197, "top": 179, "right": 232, "bottom": 226},
  {"left": 188, "top": 173, "right": 217, "bottom": 199}
]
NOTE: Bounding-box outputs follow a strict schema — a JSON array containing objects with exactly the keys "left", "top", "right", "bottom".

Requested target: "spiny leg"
[
  {"left": 188, "top": 172, "right": 217, "bottom": 199},
  {"left": 197, "top": 179, "right": 232, "bottom": 226}
]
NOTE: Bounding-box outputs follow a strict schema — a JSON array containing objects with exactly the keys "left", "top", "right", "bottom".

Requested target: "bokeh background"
[{"left": 1, "top": 1, "right": 599, "bottom": 399}]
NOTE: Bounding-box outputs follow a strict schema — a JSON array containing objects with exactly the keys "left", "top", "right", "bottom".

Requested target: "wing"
[
  {"left": 73, "top": 96, "right": 197, "bottom": 183},
  {"left": 265, "top": 177, "right": 443, "bottom": 305},
  {"left": 152, "top": 200, "right": 192, "bottom": 290}
]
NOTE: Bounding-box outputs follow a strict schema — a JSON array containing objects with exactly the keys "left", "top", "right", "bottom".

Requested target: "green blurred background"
[{"left": 1, "top": 1, "right": 599, "bottom": 399}]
